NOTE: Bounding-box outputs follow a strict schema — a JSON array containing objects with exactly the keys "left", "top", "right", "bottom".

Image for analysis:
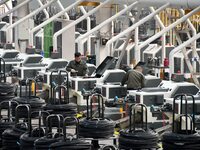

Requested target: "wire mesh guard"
[
  {"left": 119, "top": 103, "right": 159, "bottom": 150},
  {"left": 162, "top": 94, "right": 200, "bottom": 150},
  {"left": 79, "top": 93, "right": 115, "bottom": 139}
]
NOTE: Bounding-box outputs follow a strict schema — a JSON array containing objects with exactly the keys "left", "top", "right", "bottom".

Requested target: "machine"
[
  {"left": 0, "top": 49, "right": 22, "bottom": 74},
  {"left": 70, "top": 56, "right": 118, "bottom": 92},
  {"left": 144, "top": 75, "right": 161, "bottom": 87},
  {"left": 69, "top": 56, "right": 126, "bottom": 106},
  {"left": 165, "top": 96, "right": 200, "bottom": 114},
  {"left": 173, "top": 48, "right": 200, "bottom": 77},
  {"left": 95, "top": 69, "right": 126, "bottom": 101},
  {"left": 143, "top": 44, "right": 174, "bottom": 63},
  {"left": 143, "top": 44, "right": 162, "bottom": 62},
  {"left": 13, "top": 53, "right": 46, "bottom": 80},
  {"left": 128, "top": 80, "right": 199, "bottom": 126},
  {"left": 113, "top": 41, "right": 135, "bottom": 65},
  {"left": 37, "top": 58, "right": 68, "bottom": 86}
]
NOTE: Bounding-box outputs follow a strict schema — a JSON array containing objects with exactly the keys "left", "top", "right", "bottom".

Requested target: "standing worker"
[
  {"left": 67, "top": 52, "right": 88, "bottom": 76},
  {"left": 121, "top": 65, "right": 145, "bottom": 90}
]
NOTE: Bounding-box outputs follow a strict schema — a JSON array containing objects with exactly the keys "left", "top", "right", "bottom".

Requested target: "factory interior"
[{"left": 0, "top": 0, "right": 200, "bottom": 149}]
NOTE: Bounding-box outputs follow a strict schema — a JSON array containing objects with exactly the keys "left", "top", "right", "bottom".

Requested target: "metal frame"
[
  {"left": 29, "top": 0, "right": 84, "bottom": 46},
  {"left": 75, "top": 1, "right": 138, "bottom": 54},
  {"left": 53, "top": 0, "right": 112, "bottom": 52},
  {"left": 6, "top": 0, "right": 58, "bottom": 43}
]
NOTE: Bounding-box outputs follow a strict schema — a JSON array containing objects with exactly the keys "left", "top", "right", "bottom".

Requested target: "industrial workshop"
[{"left": 0, "top": 0, "right": 199, "bottom": 149}]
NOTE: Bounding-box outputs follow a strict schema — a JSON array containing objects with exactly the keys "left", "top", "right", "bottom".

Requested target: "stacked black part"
[
  {"left": 119, "top": 129, "right": 159, "bottom": 149},
  {"left": 0, "top": 82, "right": 15, "bottom": 103},
  {"left": 19, "top": 111, "right": 49, "bottom": 150},
  {"left": 43, "top": 70, "right": 77, "bottom": 126},
  {"left": 119, "top": 104, "right": 159, "bottom": 150},
  {"left": 11, "top": 79, "right": 46, "bottom": 118},
  {"left": 34, "top": 114, "right": 64, "bottom": 150},
  {"left": 43, "top": 84, "right": 77, "bottom": 126},
  {"left": 0, "top": 101, "right": 17, "bottom": 147},
  {"left": 79, "top": 94, "right": 115, "bottom": 139},
  {"left": 12, "top": 96, "right": 46, "bottom": 118},
  {"left": 79, "top": 118, "right": 115, "bottom": 138},
  {"left": 162, "top": 94, "right": 200, "bottom": 150},
  {"left": 2, "top": 105, "right": 30, "bottom": 150},
  {"left": 49, "top": 117, "right": 91, "bottom": 150}
]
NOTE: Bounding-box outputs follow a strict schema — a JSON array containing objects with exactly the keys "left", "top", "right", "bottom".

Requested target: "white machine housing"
[
  {"left": 129, "top": 80, "right": 199, "bottom": 102},
  {"left": 165, "top": 96, "right": 200, "bottom": 115},
  {"left": 37, "top": 58, "right": 68, "bottom": 86},
  {"left": 143, "top": 44, "right": 174, "bottom": 62},
  {"left": 173, "top": 48, "right": 200, "bottom": 77},
  {"left": 128, "top": 80, "right": 199, "bottom": 125},
  {"left": 143, "top": 44, "right": 162, "bottom": 61},
  {"left": 0, "top": 49, "right": 22, "bottom": 73},
  {"left": 13, "top": 53, "right": 46, "bottom": 80},
  {"left": 95, "top": 69, "right": 126, "bottom": 100}
]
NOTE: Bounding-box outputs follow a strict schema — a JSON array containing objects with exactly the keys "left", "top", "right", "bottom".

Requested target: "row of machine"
[{"left": 1, "top": 45, "right": 200, "bottom": 129}]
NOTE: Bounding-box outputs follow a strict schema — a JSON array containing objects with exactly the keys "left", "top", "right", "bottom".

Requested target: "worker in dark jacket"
[
  {"left": 67, "top": 52, "right": 88, "bottom": 76},
  {"left": 121, "top": 65, "right": 145, "bottom": 90}
]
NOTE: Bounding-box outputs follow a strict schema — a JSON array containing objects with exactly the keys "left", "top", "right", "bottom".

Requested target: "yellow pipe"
[{"left": 79, "top": 1, "right": 100, "bottom": 7}]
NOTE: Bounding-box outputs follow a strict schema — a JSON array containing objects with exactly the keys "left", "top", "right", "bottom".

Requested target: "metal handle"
[
  {"left": 172, "top": 94, "right": 195, "bottom": 134},
  {"left": 59, "top": 70, "right": 70, "bottom": 103},
  {"left": 129, "top": 103, "right": 148, "bottom": 132},
  {"left": 53, "top": 85, "right": 68, "bottom": 104},
  {"left": 86, "top": 93, "right": 104, "bottom": 119},
  {"left": 15, "top": 104, "right": 31, "bottom": 133},
  {"left": 0, "top": 100, "right": 19, "bottom": 121},
  {"left": 45, "top": 114, "right": 64, "bottom": 137},
  {"left": 25, "top": 78, "right": 37, "bottom": 98},
  {"left": 50, "top": 70, "right": 59, "bottom": 102},
  {"left": 63, "top": 117, "right": 79, "bottom": 141},
  {"left": 30, "top": 110, "right": 50, "bottom": 137},
  {"left": 0, "top": 57, "right": 6, "bottom": 83}
]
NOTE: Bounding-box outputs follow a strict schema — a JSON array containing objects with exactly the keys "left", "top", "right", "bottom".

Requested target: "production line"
[{"left": 0, "top": 0, "right": 199, "bottom": 149}]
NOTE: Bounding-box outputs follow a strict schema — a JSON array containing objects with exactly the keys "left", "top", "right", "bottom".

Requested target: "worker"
[
  {"left": 67, "top": 52, "right": 88, "bottom": 76},
  {"left": 121, "top": 65, "right": 145, "bottom": 90}
]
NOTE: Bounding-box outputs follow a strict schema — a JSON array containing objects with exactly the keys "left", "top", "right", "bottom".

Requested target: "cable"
[
  {"left": 2, "top": 123, "right": 28, "bottom": 150},
  {"left": 162, "top": 131, "right": 200, "bottom": 150},
  {"left": 119, "top": 128, "right": 159, "bottom": 149},
  {"left": 11, "top": 96, "right": 46, "bottom": 118},
  {"left": 0, "top": 82, "right": 16, "bottom": 103},
  {"left": 79, "top": 118, "right": 115, "bottom": 138}
]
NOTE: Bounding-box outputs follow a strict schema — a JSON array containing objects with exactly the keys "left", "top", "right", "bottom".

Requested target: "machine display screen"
[
  {"left": 3, "top": 52, "right": 19, "bottom": 59},
  {"left": 171, "top": 85, "right": 199, "bottom": 98},
  {"left": 48, "top": 61, "right": 68, "bottom": 70},
  {"left": 95, "top": 56, "right": 117, "bottom": 78},
  {"left": 24, "top": 56, "right": 43, "bottom": 64}
]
